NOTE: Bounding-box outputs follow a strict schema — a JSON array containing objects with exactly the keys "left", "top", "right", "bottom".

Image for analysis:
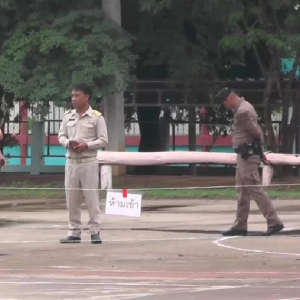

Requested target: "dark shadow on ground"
[
  {"left": 1, "top": 204, "right": 191, "bottom": 213},
  {"left": 0, "top": 219, "right": 66, "bottom": 228},
  {"left": 131, "top": 228, "right": 300, "bottom": 236},
  {"left": 142, "top": 205, "right": 190, "bottom": 211}
]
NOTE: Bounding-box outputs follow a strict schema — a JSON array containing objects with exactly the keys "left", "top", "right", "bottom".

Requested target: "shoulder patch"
[
  {"left": 92, "top": 110, "right": 101, "bottom": 117},
  {"left": 237, "top": 111, "right": 250, "bottom": 121},
  {"left": 239, "top": 111, "right": 249, "bottom": 117}
]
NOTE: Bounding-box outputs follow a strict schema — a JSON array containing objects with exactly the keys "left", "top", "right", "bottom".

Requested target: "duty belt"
[
  {"left": 234, "top": 144, "right": 253, "bottom": 155},
  {"left": 234, "top": 140, "right": 263, "bottom": 160},
  {"left": 67, "top": 157, "right": 97, "bottom": 164}
]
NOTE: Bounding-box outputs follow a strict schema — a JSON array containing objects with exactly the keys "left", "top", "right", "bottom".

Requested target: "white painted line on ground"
[
  {"left": 93, "top": 293, "right": 153, "bottom": 300},
  {"left": 213, "top": 233, "right": 300, "bottom": 257},
  {"left": 50, "top": 266, "right": 74, "bottom": 269},
  {"left": 0, "top": 237, "right": 209, "bottom": 244},
  {"left": 2, "top": 268, "right": 300, "bottom": 275},
  {"left": 0, "top": 281, "right": 299, "bottom": 289},
  {"left": 276, "top": 298, "right": 300, "bottom": 300},
  {"left": 188, "top": 285, "right": 244, "bottom": 293},
  {"left": 0, "top": 281, "right": 247, "bottom": 288},
  {"left": 0, "top": 281, "right": 202, "bottom": 286}
]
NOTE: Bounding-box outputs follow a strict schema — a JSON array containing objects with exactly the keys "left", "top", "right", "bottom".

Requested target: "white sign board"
[{"left": 105, "top": 192, "right": 142, "bottom": 218}]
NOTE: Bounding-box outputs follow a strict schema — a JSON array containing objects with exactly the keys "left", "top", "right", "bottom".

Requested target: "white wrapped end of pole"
[
  {"left": 100, "top": 165, "right": 112, "bottom": 190},
  {"left": 262, "top": 164, "right": 274, "bottom": 186}
]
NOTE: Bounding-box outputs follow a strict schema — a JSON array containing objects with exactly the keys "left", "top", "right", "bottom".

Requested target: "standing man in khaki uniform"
[
  {"left": 58, "top": 82, "right": 108, "bottom": 244},
  {"left": 215, "top": 87, "right": 284, "bottom": 236}
]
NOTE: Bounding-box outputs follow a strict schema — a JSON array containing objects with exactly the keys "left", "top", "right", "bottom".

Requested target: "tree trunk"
[
  {"left": 274, "top": 81, "right": 300, "bottom": 179},
  {"left": 188, "top": 106, "right": 196, "bottom": 175},
  {"left": 263, "top": 69, "right": 277, "bottom": 152},
  {"left": 159, "top": 109, "right": 171, "bottom": 151},
  {"left": 137, "top": 106, "right": 161, "bottom": 152},
  {"left": 136, "top": 106, "right": 161, "bottom": 174},
  {"left": 0, "top": 89, "right": 18, "bottom": 154},
  {"left": 0, "top": 125, "right": 4, "bottom": 154},
  {"left": 275, "top": 53, "right": 300, "bottom": 177},
  {"left": 277, "top": 78, "right": 300, "bottom": 176},
  {"left": 286, "top": 101, "right": 299, "bottom": 153},
  {"left": 279, "top": 52, "right": 300, "bottom": 153}
]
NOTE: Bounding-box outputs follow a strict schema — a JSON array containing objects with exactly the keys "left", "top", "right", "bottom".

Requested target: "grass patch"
[
  {"left": 143, "top": 188, "right": 300, "bottom": 199},
  {"left": 0, "top": 181, "right": 65, "bottom": 199},
  {"left": 0, "top": 180, "right": 300, "bottom": 200}
]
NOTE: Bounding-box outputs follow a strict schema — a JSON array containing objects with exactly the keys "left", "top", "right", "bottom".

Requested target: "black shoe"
[
  {"left": 60, "top": 236, "right": 81, "bottom": 244},
  {"left": 91, "top": 232, "right": 102, "bottom": 244},
  {"left": 222, "top": 229, "right": 247, "bottom": 236},
  {"left": 263, "top": 224, "right": 284, "bottom": 236}
]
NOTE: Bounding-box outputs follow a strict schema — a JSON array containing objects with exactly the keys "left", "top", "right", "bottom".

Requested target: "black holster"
[
  {"left": 235, "top": 140, "right": 263, "bottom": 160},
  {"left": 235, "top": 143, "right": 253, "bottom": 160}
]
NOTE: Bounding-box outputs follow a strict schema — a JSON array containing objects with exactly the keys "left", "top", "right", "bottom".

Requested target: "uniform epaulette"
[
  {"left": 92, "top": 110, "right": 102, "bottom": 117},
  {"left": 64, "top": 109, "right": 72, "bottom": 115}
]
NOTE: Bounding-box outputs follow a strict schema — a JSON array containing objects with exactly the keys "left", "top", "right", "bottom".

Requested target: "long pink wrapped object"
[{"left": 97, "top": 151, "right": 300, "bottom": 166}]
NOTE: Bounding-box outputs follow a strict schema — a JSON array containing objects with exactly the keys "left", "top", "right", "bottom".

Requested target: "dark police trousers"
[{"left": 232, "top": 154, "right": 283, "bottom": 230}]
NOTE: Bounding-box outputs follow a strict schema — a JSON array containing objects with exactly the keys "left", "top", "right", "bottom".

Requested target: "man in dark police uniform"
[{"left": 215, "top": 87, "right": 284, "bottom": 236}]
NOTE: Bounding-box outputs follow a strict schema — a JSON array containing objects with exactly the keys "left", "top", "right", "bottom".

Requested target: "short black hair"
[{"left": 72, "top": 82, "right": 93, "bottom": 100}]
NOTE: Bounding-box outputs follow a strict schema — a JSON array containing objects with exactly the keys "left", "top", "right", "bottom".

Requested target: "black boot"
[
  {"left": 263, "top": 224, "right": 284, "bottom": 236},
  {"left": 60, "top": 236, "right": 81, "bottom": 244},
  {"left": 91, "top": 232, "right": 102, "bottom": 244},
  {"left": 222, "top": 229, "right": 247, "bottom": 236}
]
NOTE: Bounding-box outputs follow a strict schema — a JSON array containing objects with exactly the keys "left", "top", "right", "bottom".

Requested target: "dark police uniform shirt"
[{"left": 232, "top": 97, "right": 264, "bottom": 148}]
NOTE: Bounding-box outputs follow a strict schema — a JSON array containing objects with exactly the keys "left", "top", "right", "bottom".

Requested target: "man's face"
[
  {"left": 222, "top": 93, "right": 235, "bottom": 110},
  {"left": 223, "top": 97, "right": 231, "bottom": 110},
  {"left": 71, "top": 89, "right": 89, "bottom": 109}
]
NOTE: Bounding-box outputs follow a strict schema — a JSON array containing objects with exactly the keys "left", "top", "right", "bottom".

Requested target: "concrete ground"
[{"left": 1, "top": 198, "right": 300, "bottom": 300}]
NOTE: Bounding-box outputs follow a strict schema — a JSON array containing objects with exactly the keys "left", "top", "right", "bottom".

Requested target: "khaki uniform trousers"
[
  {"left": 232, "top": 154, "right": 282, "bottom": 230},
  {"left": 65, "top": 158, "right": 101, "bottom": 237}
]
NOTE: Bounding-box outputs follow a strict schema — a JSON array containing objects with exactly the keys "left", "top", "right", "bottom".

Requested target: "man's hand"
[
  {"left": 0, "top": 150, "right": 6, "bottom": 166},
  {"left": 73, "top": 142, "right": 88, "bottom": 153},
  {"left": 261, "top": 153, "right": 270, "bottom": 165},
  {"left": 0, "top": 158, "right": 5, "bottom": 167},
  {"left": 69, "top": 141, "right": 79, "bottom": 151}
]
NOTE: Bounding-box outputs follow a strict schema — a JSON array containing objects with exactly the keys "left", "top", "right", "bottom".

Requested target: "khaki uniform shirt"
[
  {"left": 232, "top": 98, "right": 264, "bottom": 148},
  {"left": 58, "top": 106, "right": 108, "bottom": 159}
]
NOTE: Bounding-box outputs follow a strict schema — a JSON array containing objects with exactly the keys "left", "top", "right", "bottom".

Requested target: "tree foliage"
[
  {"left": 217, "top": 0, "right": 300, "bottom": 153},
  {"left": 138, "top": 0, "right": 300, "bottom": 162},
  {"left": 1, "top": 0, "right": 300, "bottom": 170},
  {"left": 0, "top": 0, "right": 137, "bottom": 117},
  {"left": 138, "top": 0, "right": 228, "bottom": 83},
  {"left": 139, "top": 0, "right": 173, "bottom": 13},
  {"left": 136, "top": 0, "right": 232, "bottom": 153}
]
